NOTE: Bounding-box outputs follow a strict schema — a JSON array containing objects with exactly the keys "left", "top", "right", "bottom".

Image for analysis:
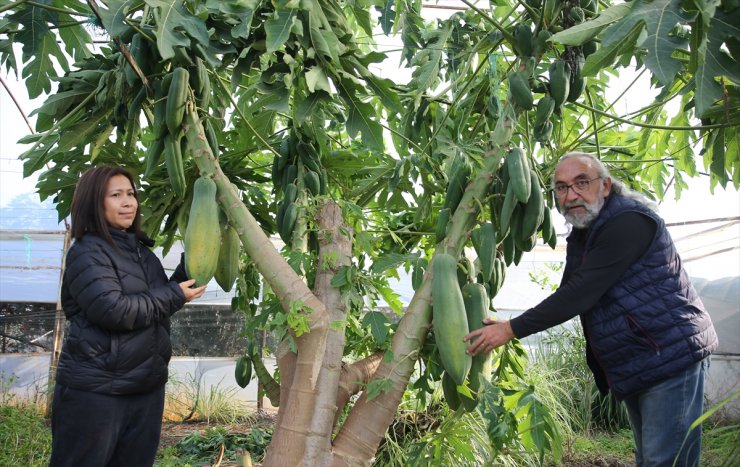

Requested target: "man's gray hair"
[{"left": 555, "top": 152, "right": 658, "bottom": 211}]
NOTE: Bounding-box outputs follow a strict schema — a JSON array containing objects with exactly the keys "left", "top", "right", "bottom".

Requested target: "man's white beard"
[{"left": 560, "top": 192, "right": 606, "bottom": 229}]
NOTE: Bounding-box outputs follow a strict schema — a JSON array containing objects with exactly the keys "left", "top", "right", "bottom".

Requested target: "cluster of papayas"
[{"left": 272, "top": 132, "right": 327, "bottom": 244}]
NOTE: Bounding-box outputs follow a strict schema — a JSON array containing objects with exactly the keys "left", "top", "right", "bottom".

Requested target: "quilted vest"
[{"left": 571, "top": 194, "right": 718, "bottom": 399}]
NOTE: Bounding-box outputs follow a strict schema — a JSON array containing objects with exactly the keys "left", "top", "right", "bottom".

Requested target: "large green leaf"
[
  {"left": 265, "top": 8, "right": 297, "bottom": 53},
  {"left": 582, "top": 22, "right": 643, "bottom": 77},
  {"left": 549, "top": 3, "right": 632, "bottom": 46},
  {"left": 602, "top": 0, "right": 695, "bottom": 84},
  {"left": 695, "top": 7, "right": 740, "bottom": 117},
  {"left": 96, "top": 0, "right": 132, "bottom": 39},
  {"left": 145, "top": 0, "right": 209, "bottom": 60},
  {"left": 9, "top": 3, "right": 66, "bottom": 98}
]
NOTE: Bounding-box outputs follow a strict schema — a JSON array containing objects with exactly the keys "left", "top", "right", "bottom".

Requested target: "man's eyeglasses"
[{"left": 553, "top": 177, "right": 601, "bottom": 196}]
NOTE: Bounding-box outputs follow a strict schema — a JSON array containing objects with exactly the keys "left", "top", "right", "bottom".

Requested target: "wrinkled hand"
[
  {"left": 463, "top": 319, "right": 515, "bottom": 356},
  {"left": 179, "top": 279, "right": 207, "bottom": 303}
]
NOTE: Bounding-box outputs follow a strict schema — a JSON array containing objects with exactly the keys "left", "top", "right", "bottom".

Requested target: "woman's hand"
[
  {"left": 463, "top": 319, "right": 515, "bottom": 356},
  {"left": 179, "top": 279, "right": 207, "bottom": 302}
]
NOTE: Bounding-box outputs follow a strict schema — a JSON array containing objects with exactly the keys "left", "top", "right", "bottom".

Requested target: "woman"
[{"left": 49, "top": 166, "right": 206, "bottom": 466}]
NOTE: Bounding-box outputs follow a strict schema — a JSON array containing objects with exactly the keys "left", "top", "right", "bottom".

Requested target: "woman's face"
[{"left": 104, "top": 174, "right": 138, "bottom": 230}]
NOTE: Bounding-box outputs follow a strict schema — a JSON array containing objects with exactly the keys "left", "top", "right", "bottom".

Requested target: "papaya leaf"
[
  {"left": 342, "top": 89, "right": 384, "bottom": 149},
  {"left": 305, "top": 65, "right": 332, "bottom": 93},
  {"left": 602, "top": 0, "right": 695, "bottom": 84},
  {"left": 365, "top": 377, "right": 393, "bottom": 401},
  {"left": 145, "top": 0, "right": 209, "bottom": 60},
  {"left": 16, "top": 27, "right": 66, "bottom": 98},
  {"left": 549, "top": 3, "right": 631, "bottom": 46},
  {"left": 695, "top": 7, "right": 740, "bottom": 117},
  {"left": 308, "top": 7, "right": 341, "bottom": 63},
  {"left": 96, "top": 0, "right": 132, "bottom": 39},
  {"left": 57, "top": 14, "right": 93, "bottom": 61},
  {"left": 296, "top": 90, "right": 330, "bottom": 124},
  {"left": 265, "top": 8, "right": 297, "bottom": 53},
  {"left": 582, "top": 22, "right": 643, "bottom": 77},
  {"left": 361, "top": 311, "right": 390, "bottom": 344}
]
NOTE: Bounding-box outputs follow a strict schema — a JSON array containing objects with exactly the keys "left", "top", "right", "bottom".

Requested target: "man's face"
[{"left": 554, "top": 156, "right": 612, "bottom": 229}]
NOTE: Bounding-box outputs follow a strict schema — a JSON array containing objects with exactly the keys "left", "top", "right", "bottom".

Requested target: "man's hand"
[{"left": 463, "top": 319, "right": 515, "bottom": 356}]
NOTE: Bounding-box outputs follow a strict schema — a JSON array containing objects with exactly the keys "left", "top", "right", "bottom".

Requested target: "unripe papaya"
[
  {"left": 432, "top": 254, "right": 472, "bottom": 385},
  {"left": 521, "top": 170, "right": 545, "bottom": 241},
  {"left": 436, "top": 208, "right": 451, "bottom": 242},
  {"left": 508, "top": 71, "right": 534, "bottom": 111},
  {"left": 462, "top": 282, "right": 492, "bottom": 410},
  {"left": 166, "top": 67, "right": 190, "bottom": 135},
  {"left": 185, "top": 177, "right": 221, "bottom": 286},
  {"left": 582, "top": 40, "right": 598, "bottom": 58},
  {"left": 441, "top": 371, "right": 462, "bottom": 410},
  {"left": 506, "top": 147, "right": 531, "bottom": 203},
  {"left": 215, "top": 212, "right": 240, "bottom": 293},
  {"left": 279, "top": 202, "right": 297, "bottom": 243},
  {"left": 532, "top": 30, "right": 552, "bottom": 58},
  {"left": 499, "top": 183, "right": 518, "bottom": 235},
  {"left": 534, "top": 120, "right": 554, "bottom": 144},
  {"left": 304, "top": 170, "right": 321, "bottom": 196},
  {"left": 234, "top": 355, "right": 252, "bottom": 388},
  {"left": 443, "top": 159, "right": 471, "bottom": 213},
  {"left": 513, "top": 23, "right": 533, "bottom": 57},
  {"left": 473, "top": 223, "right": 496, "bottom": 283},
  {"left": 534, "top": 96, "right": 556, "bottom": 128},
  {"left": 549, "top": 60, "right": 571, "bottom": 107},
  {"left": 164, "top": 133, "right": 186, "bottom": 198}
]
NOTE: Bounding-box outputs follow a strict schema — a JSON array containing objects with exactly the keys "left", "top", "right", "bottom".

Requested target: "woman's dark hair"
[{"left": 70, "top": 166, "right": 143, "bottom": 244}]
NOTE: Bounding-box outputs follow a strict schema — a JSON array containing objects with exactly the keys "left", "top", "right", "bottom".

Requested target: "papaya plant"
[{"left": 1, "top": 0, "right": 737, "bottom": 465}]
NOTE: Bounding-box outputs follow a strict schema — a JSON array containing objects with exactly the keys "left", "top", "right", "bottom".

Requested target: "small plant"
[
  {"left": 156, "top": 424, "right": 273, "bottom": 466},
  {"left": 165, "top": 370, "right": 252, "bottom": 424}
]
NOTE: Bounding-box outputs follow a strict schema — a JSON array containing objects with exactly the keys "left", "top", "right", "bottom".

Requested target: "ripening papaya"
[{"left": 184, "top": 177, "right": 221, "bottom": 286}]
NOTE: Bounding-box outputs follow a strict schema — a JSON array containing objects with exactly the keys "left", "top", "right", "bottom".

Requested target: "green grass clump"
[{"left": 0, "top": 404, "right": 52, "bottom": 466}]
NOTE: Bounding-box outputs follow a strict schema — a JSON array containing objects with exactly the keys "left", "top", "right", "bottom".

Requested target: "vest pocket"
[{"left": 624, "top": 314, "right": 661, "bottom": 356}]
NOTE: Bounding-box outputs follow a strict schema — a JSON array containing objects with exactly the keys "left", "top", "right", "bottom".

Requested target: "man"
[{"left": 464, "top": 152, "right": 718, "bottom": 467}]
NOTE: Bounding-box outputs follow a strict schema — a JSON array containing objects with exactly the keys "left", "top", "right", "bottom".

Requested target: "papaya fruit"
[
  {"left": 164, "top": 133, "right": 186, "bottom": 198},
  {"left": 462, "top": 282, "right": 491, "bottom": 410},
  {"left": 474, "top": 223, "right": 496, "bottom": 283},
  {"left": 165, "top": 67, "right": 190, "bottom": 135},
  {"left": 185, "top": 177, "right": 222, "bottom": 286},
  {"left": 436, "top": 208, "right": 451, "bottom": 242},
  {"left": 215, "top": 211, "right": 240, "bottom": 293},
  {"left": 549, "top": 60, "right": 571, "bottom": 108},
  {"left": 512, "top": 23, "right": 533, "bottom": 57},
  {"left": 506, "top": 147, "right": 531, "bottom": 203},
  {"left": 508, "top": 71, "right": 534, "bottom": 111},
  {"left": 441, "top": 371, "right": 462, "bottom": 410},
  {"left": 432, "top": 253, "right": 472, "bottom": 385},
  {"left": 443, "top": 159, "right": 471, "bottom": 213},
  {"left": 521, "top": 170, "right": 545, "bottom": 241},
  {"left": 234, "top": 355, "right": 252, "bottom": 388}
]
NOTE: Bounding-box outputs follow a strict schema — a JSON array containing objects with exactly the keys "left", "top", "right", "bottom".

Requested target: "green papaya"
[
  {"left": 432, "top": 254, "right": 472, "bottom": 385},
  {"left": 506, "top": 147, "right": 531, "bottom": 203},
  {"left": 215, "top": 212, "right": 240, "bottom": 293},
  {"left": 508, "top": 71, "right": 534, "bottom": 111}
]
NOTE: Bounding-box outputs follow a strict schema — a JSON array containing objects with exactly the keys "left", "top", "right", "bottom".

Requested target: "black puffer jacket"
[{"left": 56, "top": 229, "right": 187, "bottom": 395}]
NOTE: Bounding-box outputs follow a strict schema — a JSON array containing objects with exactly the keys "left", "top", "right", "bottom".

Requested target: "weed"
[
  {"left": 0, "top": 404, "right": 51, "bottom": 466},
  {"left": 156, "top": 424, "right": 273, "bottom": 466}
]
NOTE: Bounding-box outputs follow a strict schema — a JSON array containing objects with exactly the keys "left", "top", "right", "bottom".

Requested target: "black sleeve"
[
  {"left": 510, "top": 211, "right": 657, "bottom": 338},
  {"left": 170, "top": 253, "right": 189, "bottom": 283}
]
